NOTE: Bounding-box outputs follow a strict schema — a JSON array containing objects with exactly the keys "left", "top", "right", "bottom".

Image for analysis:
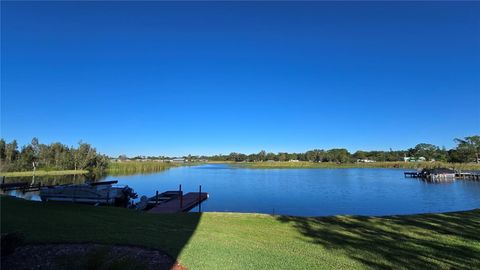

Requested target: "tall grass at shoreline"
[
  {"left": 237, "top": 161, "right": 480, "bottom": 170},
  {"left": 1, "top": 161, "right": 198, "bottom": 178},
  {"left": 106, "top": 161, "right": 181, "bottom": 175},
  {"left": 0, "top": 170, "right": 89, "bottom": 177}
]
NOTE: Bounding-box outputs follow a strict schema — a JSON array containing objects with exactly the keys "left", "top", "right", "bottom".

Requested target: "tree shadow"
[
  {"left": 0, "top": 195, "right": 203, "bottom": 270},
  {"left": 276, "top": 210, "right": 480, "bottom": 269}
]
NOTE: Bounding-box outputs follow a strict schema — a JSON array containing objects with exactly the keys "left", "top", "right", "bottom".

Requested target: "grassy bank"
[
  {"left": 207, "top": 160, "right": 235, "bottom": 164},
  {"left": 106, "top": 161, "right": 202, "bottom": 175},
  {"left": 237, "top": 161, "right": 480, "bottom": 170},
  {"left": 0, "top": 161, "right": 185, "bottom": 178},
  {"left": 2, "top": 196, "right": 479, "bottom": 269},
  {"left": 106, "top": 161, "right": 181, "bottom": 176},
  {"left": 0, "top": 169, "right": 88, "bottom": 177}
]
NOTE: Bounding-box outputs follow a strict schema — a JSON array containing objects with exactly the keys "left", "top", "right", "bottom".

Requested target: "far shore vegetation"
[
  {"left": 0, "top": 138, "right": 195, "bottom": 176},
  {"left": 0, "top": 169, "right": 88, "bottom": 177},
  {"left": 236, "top": 161, "right": 480, "bottom": 170},
  {"left": 1, "top": 135, "right": 479, "bottom": 176},
  {"left": 2, "top": 195, "right": 479, "bottom": 269},
  {"left": 209, "top": 136, "right": 480, "bottom": 165}
]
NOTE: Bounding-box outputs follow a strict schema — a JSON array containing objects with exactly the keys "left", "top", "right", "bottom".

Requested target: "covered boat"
[
  {"left": 418, "top": 168, "right": 456, "bottom": 182},
  {"left": 39, "top": 180, "right": 137, "bottom": 207}
]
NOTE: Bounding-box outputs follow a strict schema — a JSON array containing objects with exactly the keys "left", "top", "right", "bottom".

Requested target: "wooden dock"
[
  {"left": 455, "top": 172, "right": 480, "bottom": 181},
  {"left": 405, "top": 171, "right": 480, "bottom": 182},
  {"left": 0, "top": 181, "right": 29, "bottom": 190},
  {"left": 148, "top": 192, "right": 209, "bottom": 214},
  {"left": 404, "top": 172, "right": 419, "bottom": 178}
]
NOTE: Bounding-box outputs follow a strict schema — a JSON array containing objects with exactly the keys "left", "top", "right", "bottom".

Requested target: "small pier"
[
  {"left": 404, "top": 172, "right": 419, "bottom": 178},
  {"left": 0, "top": 181, "right": 29, "bottom": 190},
  {"left": 0, "top": 181, "right": 42, "bottom": 192},
  {"left": 405, "top": 169, "right": 480, "bottom": 182},
  {"left": 148, "top": 192, "right": 209, "bottom": 214},
  {"left": 455, "top": 172, "right": 480, "bottom": 181}
]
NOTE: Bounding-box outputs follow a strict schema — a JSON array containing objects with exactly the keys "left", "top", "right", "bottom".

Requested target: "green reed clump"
[{"left": 106, "top": 161, "right": 179, "bottom": 176}]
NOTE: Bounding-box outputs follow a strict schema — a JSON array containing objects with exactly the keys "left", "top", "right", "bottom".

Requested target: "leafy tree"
[
  {"left": 258, "top": 150, "right": 266, "bottom": 162},
  {"left": 31, "top": 137, "right": 40, "bottom": 158},
  {"left": 306, "top": 150, "right": 324, "bottom": 162},
  {"left": 326, "top": 149, "right": 350, "bottom": 163},
  {"left": 353, "top": 151, "right": 367, "bottom": 160},
  {"left": 266, "top": 152, "right": 276, "bottom": 161},
  {"left": 454, "top": 136, "right": 480, "bottom": 163},
  {"left": 277, "top": 152, "right": 287, "bottom": 162},
  {"left": 434, "top": 147, "right": 448, "bottom": 162},
  {"left": 413, "top": 143, "right": 439, "bottom": 161},
  {"left": 17, "top": 145, "right": 36, "bottom": 170},
  {"left": 0, "top": 139, "right": 6, "bottom": 162},
  {"left": 228, "top": 152, "right": 247, "bottom": 162},
  {"left": 286, "top": 153, "right": 298, "bottom": 161},
  {"left": 5, "top": 140, "right": 18, "bottom": 163},
  {"left": 0, "top": 138, "right": 109, "bottom": 172},
  {"left": 447, "top": 149, "right": 464, "bottom": 163}
]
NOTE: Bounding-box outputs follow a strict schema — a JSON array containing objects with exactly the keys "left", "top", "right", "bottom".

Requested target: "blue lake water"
[{"left": 100, "top": 164, "right": 480, "bottom": 216}]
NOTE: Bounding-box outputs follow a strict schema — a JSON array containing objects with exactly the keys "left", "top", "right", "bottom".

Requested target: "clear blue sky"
[{"left": 1, "top": 1, "right": 479, "bottom": 157}]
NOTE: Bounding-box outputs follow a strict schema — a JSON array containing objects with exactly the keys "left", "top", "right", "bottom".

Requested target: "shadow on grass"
[
  {"left": 0, "top": 196, "right": 202, "bottom": 270},
  {"left": 276, "top": 210, "right": 480, "bottom": 269}
]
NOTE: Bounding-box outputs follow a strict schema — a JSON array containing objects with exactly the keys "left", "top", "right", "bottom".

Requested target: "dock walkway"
[
  {"left": 404, "top": 172, "right": 419, "bottom": 178},
  {"left": 405, "top": 171, "right": 480, "bottom": 182},
  {"left": 455, "top": 172, "right": 480, "bottom": 181},
  {"left": 148, "top": 192, "right": 209, "bottom": 214}
]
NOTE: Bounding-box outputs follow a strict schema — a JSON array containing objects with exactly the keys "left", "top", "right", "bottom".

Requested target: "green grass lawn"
[
  {"left": 0, "top": 170, "right": 88, "bottom": 177},
  {"left": 1, "top": 196, "right": 479, "bottom": 269}
]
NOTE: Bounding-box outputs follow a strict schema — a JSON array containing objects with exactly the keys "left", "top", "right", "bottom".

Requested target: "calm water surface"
[
  {"left": 5, "top": 164, "right": 480, "bottom": 216},
  {"left": 107, "top": 164, "right": 480, "bottom": 216}
]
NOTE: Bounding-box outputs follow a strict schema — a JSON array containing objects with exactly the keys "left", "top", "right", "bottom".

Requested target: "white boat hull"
[{"left": 40, "top": 182, "right": 136, "bottom": 206}]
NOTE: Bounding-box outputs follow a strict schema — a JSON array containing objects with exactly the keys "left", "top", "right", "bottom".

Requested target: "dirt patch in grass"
[{"left": 1, "top": 243, "right": 186, "bottom": 270}]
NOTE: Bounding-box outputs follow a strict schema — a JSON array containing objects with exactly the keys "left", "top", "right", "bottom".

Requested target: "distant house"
[
  {"left": 420, "top": 168, "right": 456, "bottom": 181},
  {"left": 404, "top": 156, "right": 426, "bottom": 162},
  {"left": 357, "top": 159, "right": 375, "bottom": 163},
  {"left": 171, "top": 158, "right": 186, "bottom": 163},
  {"left": 289, "top": 159, "right": 300, "bottom": 162}
]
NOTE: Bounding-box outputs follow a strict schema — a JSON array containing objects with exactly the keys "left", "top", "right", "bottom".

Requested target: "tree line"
[
  {"left": 1, "top": 135, "right": 478, "bottom": 172},
  {"left": 0, "top": 138, "right": 109, "bottom": 172},
  {"left": 208, "top": 136, "right": 480, "bottom": 164}
]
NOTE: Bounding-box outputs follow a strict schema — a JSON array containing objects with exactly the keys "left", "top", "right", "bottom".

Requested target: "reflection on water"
[
  {"left": 107, "top": 164, "right": 480, "bottom": 216},
  {"left": 3, "top": 164, "right": 480, "bottom": 216}
]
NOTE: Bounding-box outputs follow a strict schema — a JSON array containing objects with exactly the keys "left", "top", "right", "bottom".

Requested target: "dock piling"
[
  {"left": 148, "top": 192, "right": 209, "bottom": 214},
  {"left": 179, "top": 184, "right": 183, "bottom": 209},
  {"left": 155, "top": 190, "right": 159, "bottom": 205},
  {"left": 198, "top": 185, "right": 202, "bottom": 213}
]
